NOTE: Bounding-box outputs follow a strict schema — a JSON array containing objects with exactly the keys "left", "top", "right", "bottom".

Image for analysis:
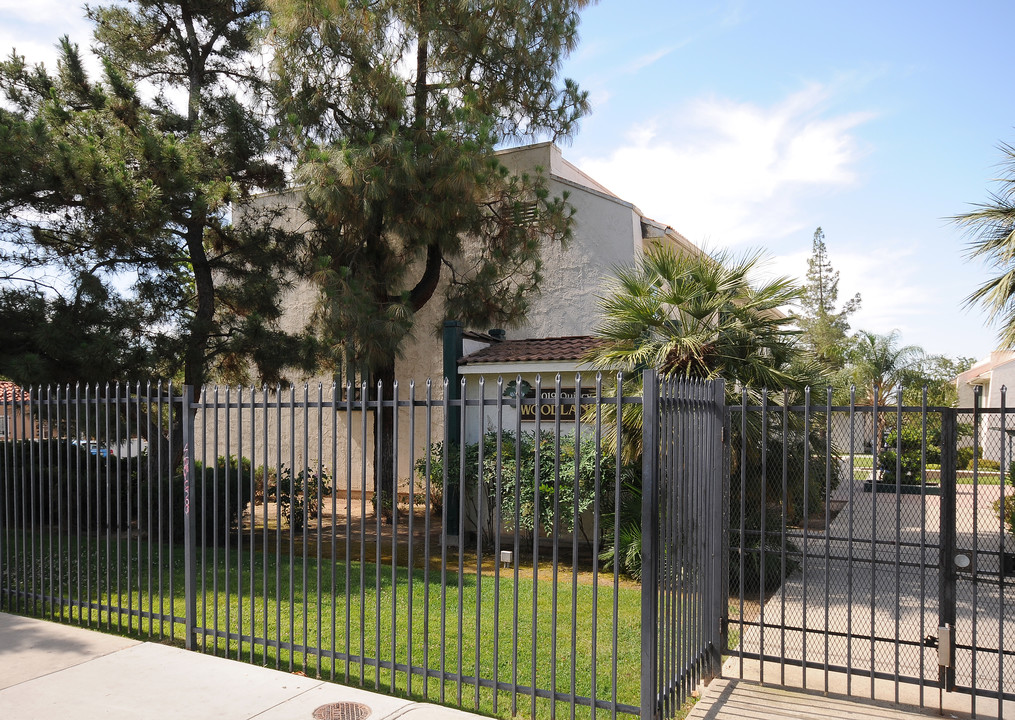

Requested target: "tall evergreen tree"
[
  {"left": 795, "top": 227, "right": 861, "bottom": 368},
  {"left": 0, "top": 1, "right": 313, "bottom": 396},
  {"left": 267, "top": 0, "right": 593, "bottom": 510}
]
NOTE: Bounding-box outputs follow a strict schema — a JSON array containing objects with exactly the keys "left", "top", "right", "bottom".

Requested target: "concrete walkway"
[
  {"left": 0, "top": 612, "right": 487, "bottom": 720},
  {"left": 686, "top": 678, "right": 972, "bottom": 720},
  {"left": 732, "top": 478, "right": 1014, "bottom": 718}
]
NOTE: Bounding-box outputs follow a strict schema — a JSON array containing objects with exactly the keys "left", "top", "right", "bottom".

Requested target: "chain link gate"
[
  {"left": 640, "top": 373, "right": 726, "bottom": 720},
  {"left": 726, "top": 387, "right": 1014, "bottom": 719}
]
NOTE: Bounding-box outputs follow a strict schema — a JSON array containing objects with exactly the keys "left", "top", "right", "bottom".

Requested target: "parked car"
[{"left": 72, "top": 440, "right": 111, "bottom": 458}]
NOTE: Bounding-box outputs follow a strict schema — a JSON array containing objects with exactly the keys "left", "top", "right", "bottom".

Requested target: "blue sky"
[
  {"left": 559, "top": 1, "right": 1015, "bottom": 362},
  {"left": 2, "top": 1, "right": 1013, "bottom": 361}
]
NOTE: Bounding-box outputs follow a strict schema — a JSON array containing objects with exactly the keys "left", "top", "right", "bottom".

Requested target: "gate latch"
[{"left": 938, "top": 624, "right": 955, "bottom": 670}]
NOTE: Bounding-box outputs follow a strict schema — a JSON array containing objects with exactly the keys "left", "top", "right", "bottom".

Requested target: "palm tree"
[
  {"left": 953, "top": 141, "right": 1015, "bottom": 347},
  {"left": 588, "top": 243, "right": 818, "bottom": 397},
  {"left": 846, "top": 329, "right": 924, "bottom": 407},
  {"left": 585, "top": 244, "right": 827, "bottom": 580}
]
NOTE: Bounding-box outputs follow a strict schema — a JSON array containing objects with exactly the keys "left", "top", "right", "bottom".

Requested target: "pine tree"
[
  {"left": 267, "top": 0, "right": 593, "bottom": 511},
  {"left": 0, "top": 1, "right": 314, "bottom": 396},
  {"left": 796, "top": 227, "right": 861, "bottom": 369}
]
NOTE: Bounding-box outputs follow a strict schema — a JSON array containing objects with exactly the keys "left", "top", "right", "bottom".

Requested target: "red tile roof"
[
  {"left": 460, "top": 336, "right": 603, "bottom": 365},
  {"left": 0, "top": 381, "right": 27, "bottom": 403}
]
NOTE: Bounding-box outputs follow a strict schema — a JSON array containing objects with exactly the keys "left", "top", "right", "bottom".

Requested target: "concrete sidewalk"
[{"left": 0, "top": 612, "right": 488, "bottom": 720}]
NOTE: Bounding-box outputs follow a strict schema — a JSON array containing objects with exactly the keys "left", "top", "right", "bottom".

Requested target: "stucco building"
[{"left": 209, "top": 142, "right": 699, "bottom": 494}]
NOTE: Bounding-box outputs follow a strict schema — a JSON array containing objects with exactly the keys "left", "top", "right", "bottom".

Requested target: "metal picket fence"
[{"left": 0, "top": 373, "right": 725, "bottom": 720}]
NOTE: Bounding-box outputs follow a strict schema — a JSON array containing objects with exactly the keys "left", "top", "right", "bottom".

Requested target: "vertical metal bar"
[
  {"left": 779, "top": 391, "right": 788, "bottom": 686},
  {"left": 846, "top": 386, "right": 855, "bottom": 694},
  {"left": 971, "top": 387, "right": 981, "bottom": 714},
  {"left": 824, "top": 387, "right": 832, "bottom": 692},
  {"left": 156, "top": 383, "right": 163, "bottom": 638},
  {"left": 802, "top": 387, "right": 810, "bottom": 689},
  {"left": 182, "top": 385, "right": 197, "bottom": 651},
  {"left": 29, "top": 384, "right": 37, "bottom": 619},
  {"left": 276, "top": 385, "right": 284, "bottom": 670},
  {"left": 290, "top": 384, "right": 297, "bottom": 672},
  {"left": 738, "top": 388, "right": 747, "bottom": 679},
  {"left": 439, "top": 378, "right": 449, "bottom": 702},
  {"left": 330, "top": 382, "right": 338, "bottom": 682},
  {"left": 938, "top": 407, "right": 957, "bottom": 696},
  {"left": 103, "top": 383, "right": 111, "bottom": 630},
  {"left": 213, "top": 387, "right": 220, "bottom": 653},
  {"left": 640, "top": 369, "right": 660, "bottom": 720},
  {"left": 492, "top": 377, "right": 504, "bottom": 715},
  {"left": 612, "top": 378, "right": 629, "bottom": 720},
  {"left": 251, "top": 386, "right": 258, "bottom": 666},
  {"left": 236, "top": 386, "right": 244, "bottom": 662},
  {"left": 532, "top": 374, "right": 543, "bottom": 720},
  {"left": 264, "top": 385, "right": 271, "bottom": 667},
  {"left": 551, "top": 374, "right": 562, "bottom": 720},
  {"left": 570, "top": 374, "right": 581, "bottom": 720},
  {"left": 475, "top": 378, "right": 486, "bottom": 710},
  {"left": 115, "top": 383, "right": 123, "bottom": 632},
  {"left": 390, "top": 379, "right": 398, "bottom": 693},
  {"left": 224, "top": 386, "right": 232, "bottom": 654},
  {"left": 303, "top": 384, "right": 311, "bottom": 673},
  {"left": 871, "top": 388, "right": 879, "bottom": 699},
  {"left": 51, "top": 386, "right": 58, "bottom": 622},
  {"left": 1000, "top": 388, "right": 1008, "bottom": 720},
  {"left": 590, "top": 373, "right": 602, "bottom": 720},
  {"left": 423, "top": 379, "right": 432, "bottom": 700},
  {"left": 919, "top": 388, "right": 929, "bottom": 706},
  {"left": 512, "top": 374, "right": 523, "bottom": 718},
  {"left": 374, "top": 380, "right": 383, "bottom": 689},
  {"left": 367, "top": 375, "right": 375, "bottom": 686},
  {"left": 317, "top": 383, "right": 325, "bottom": 677},
  {"left": 406, "top": 381, "right": 415, "bottom": 695},
  {"left": 200, "top": 386, "right": 209, "bottom": 651},
  {"left": 759, "top": 389, "right": 768, "bottom": 685},
  {"left": 76, "top": 383, "right": 83, "bottom": 626},
  {"left": 894, "top": 390, "right": 903, "bottom": 704},
  {"left": 456, "top": 378, "right": 467, "bottom": 706}
]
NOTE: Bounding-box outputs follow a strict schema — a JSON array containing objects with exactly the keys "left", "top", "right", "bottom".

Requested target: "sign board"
[{"left": 516, "top": 387, "right": 597, "bottom": 422}]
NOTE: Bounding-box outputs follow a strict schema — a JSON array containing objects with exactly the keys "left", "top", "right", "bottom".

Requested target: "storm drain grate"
[{"left": 312, "top": 702, "right": 372, "bottom": 720}]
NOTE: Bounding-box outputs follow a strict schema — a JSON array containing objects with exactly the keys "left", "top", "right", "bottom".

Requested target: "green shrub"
[
  {"left": 416, "top": 431, "right": 639, "bottom": 550},
  {"left": 974, "top": 458, "right": 1000, "bottom": 471},
  {"left": 993, "top": 491, "right": 1015, "bottom": 536},
  {"left": 0, "top": 439, "right": 143, "bottom": 530},
  {"left": 956, "top": 445, "right": 981, "bottom": 470},
  {"left": 880, "top": 423, "right": 942, "bottom": 485},
  {"left": 172, "top": 455, "right": 254, "bottom": 545},
  {"left": 265, "top": 464, "right": 332, "bottom": 532}
]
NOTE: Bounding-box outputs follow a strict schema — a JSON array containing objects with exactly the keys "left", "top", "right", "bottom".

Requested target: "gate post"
[
  {"left": 181, "top": 385, "right": 198, "bottom": 651},
  {"left": 938, "top": 407, "right": 957, "bottom": 692},
  {"left": 641, "top": 369, "right": 660, "bottom": 720}
]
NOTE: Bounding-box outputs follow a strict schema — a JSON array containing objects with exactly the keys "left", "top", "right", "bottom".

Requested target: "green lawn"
[{"left": 2, "top": 531, "right": 649, "bottom": 720}]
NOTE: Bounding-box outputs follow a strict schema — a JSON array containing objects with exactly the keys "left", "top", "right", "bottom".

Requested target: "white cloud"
[
  {"left": 577, "top": 84, "right": 875, "bottom": 247},
  {"left": 0, "top": 4, "right": 96, "bottom": 75}
]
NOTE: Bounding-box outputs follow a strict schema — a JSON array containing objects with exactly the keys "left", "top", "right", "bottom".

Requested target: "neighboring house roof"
[
  {"left": 0, "top": 381, "right": 27, "bottom": 403},
  {"left": 956, "top": 350, "right": 1015, "bottom": 387},
  {"left": 459, "top": 336, "right": 603, "bottom": 365}
]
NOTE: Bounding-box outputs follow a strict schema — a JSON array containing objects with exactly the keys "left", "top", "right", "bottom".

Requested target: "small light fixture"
[{"left": 504, "top": 379, "right": 532, "bottom": 399}]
